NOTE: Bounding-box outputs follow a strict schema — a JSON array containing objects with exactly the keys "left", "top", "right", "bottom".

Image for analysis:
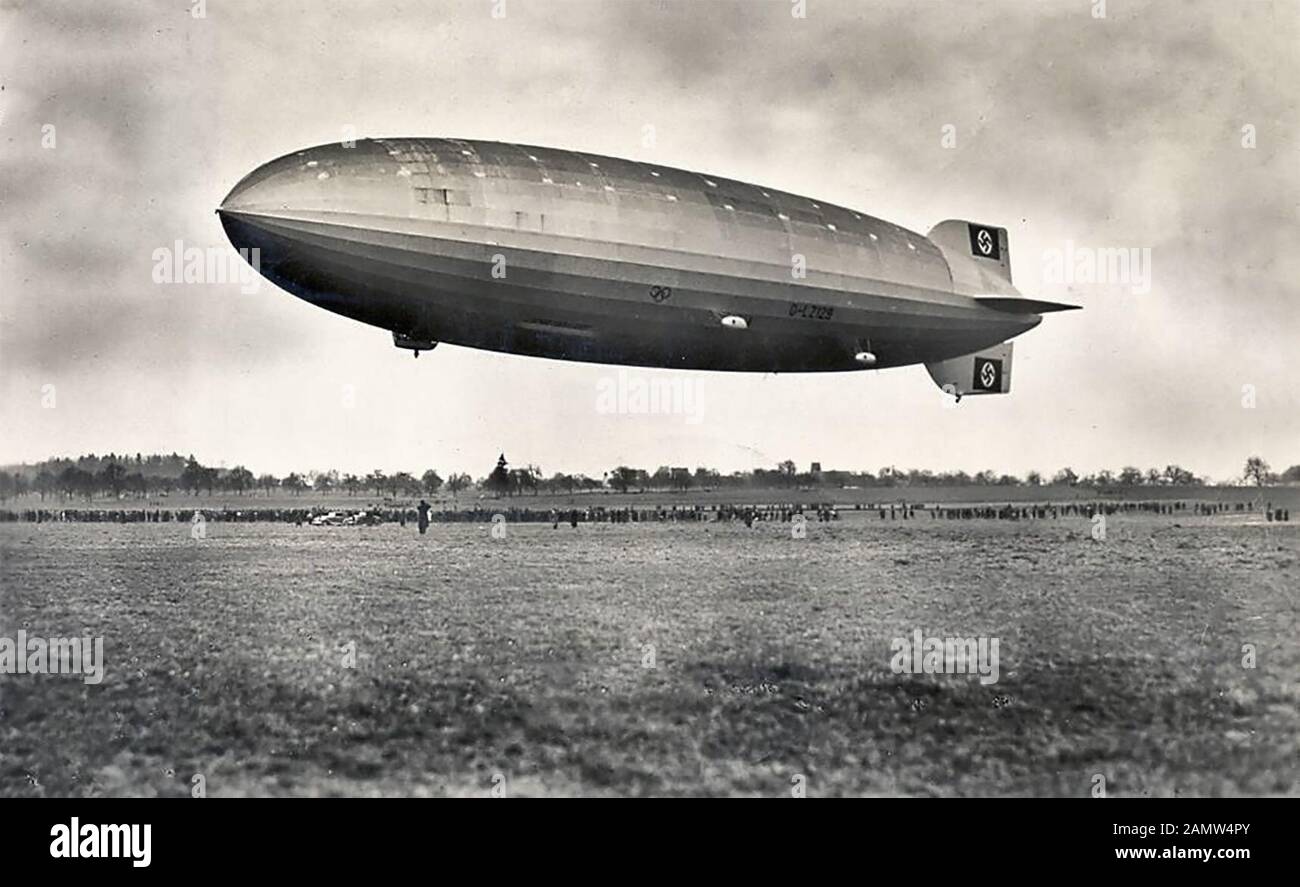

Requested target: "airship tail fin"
[
  {"left": 928, "top": 219, "right": 1016, "bottom": 296},
  {"left": 973, "top": 296, "right": 1081, "bottom": 314},
  {"left": 925, "top": 341, "right": 1013, "bottom": 399}
]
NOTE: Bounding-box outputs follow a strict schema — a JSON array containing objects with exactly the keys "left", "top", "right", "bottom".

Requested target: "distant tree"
[
  {"left": 283, "top": 473, "right": 308, "bottom": 495},
  {"left": 97, "top": 461, "right": 126, "bottom": 498},
  {"left": 313, "top": 470, "right": 337, "bottom": 495},
  {"left": 227, "top": 466, "right": 255, "bottom": 495},
  {"left": 692, "top": 467, "right": 719, "bottom": 489},
  {"left": 56, "top": 467, "right": 74, "bottom": 500},
  {"left": 366, "top": 470, "right": 387, "bottom": 497},
  {"left": 421, "top": 470, "right": 443, "bottom": 496},
  {"left": 508, "top": 465, "right": 540, "bottom": 496},
  {"left": 58, "top": 466, "right": 94, "bottom": 500},
  {"left": 1281, "top": 465, "right": 1300, "bottom": 484},
  {"left": 906, "top": 468, "right": 935, "bottom": 487},
  {"left": 608, "top": 465, "right": 640, "bottom": 494},
  {"left": 34, "top": 470, "right": 55, "bottom": 500},
  {"left": 777, "top": 460, "right": 798, "bottom": 487},
  {"left": 446, "top": 473, "right": 472, "bottom": 497},
  {"left": 257, "top": 474, "right": 279, "bottom": 496},
  {"left": 1024, "top": 470, "right": 1042, "bottom": 487},
  {"left": 1162, "top": 464, "right": 1197, "bottom": 486},
  {"left": 1052, "top": 467, "right": 1079, "bottom": 486},
  {"left": 546, "top": 472, "right": 577, "bottom": 495},
  {"left": 486, "top": 454, "right": 511, "bottom": 497},
  {"left": 180, "top": 457, "right": 207, "bottom": 496},
  {"left": 341, "top": 473, "right": 361, "bottom": 496},
  {"left": 1118, "top": 466, "right": 1144, "bottom": 486},
  {"left": 389, "top": 471, "right": 417, "bottom": 498},
  {"left": 1243, "top": 456, "right": 1271, "bottom": 487},
  {"left": 1145, "top": 467, "right": 1163, "bottom": 485},
  {"left": 651, "top": 466, "right": 674, "bottom": 490}
]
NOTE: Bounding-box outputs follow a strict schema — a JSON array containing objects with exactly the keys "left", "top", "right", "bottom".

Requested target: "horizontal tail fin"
[
  {"left": 926, "top": 342, "right": 1013, "bottom": 398},
  {"left": 973, "top": 296, "right": 1081, "bottom": 314}
]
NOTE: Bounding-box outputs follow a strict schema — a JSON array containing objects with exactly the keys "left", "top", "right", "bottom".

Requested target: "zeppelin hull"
[
  {"left": 220, "top": 213, "right": 1033, "bottom": 372},
  {"left": 219, "top": 138, "right": 1042, "bottom": 372}
]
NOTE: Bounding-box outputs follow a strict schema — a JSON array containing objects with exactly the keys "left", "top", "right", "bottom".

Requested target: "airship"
[{"left": 218, "top": 138, "right": 1077, "bottom": 398}]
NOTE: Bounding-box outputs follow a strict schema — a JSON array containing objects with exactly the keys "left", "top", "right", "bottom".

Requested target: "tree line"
[{"left": 0, "top": 452, "right": 1295, "bottom": 503}]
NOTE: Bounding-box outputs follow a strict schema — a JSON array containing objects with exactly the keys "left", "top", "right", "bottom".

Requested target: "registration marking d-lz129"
[{"left": 788, "top": 302, "right": 834, "bottom": 320}]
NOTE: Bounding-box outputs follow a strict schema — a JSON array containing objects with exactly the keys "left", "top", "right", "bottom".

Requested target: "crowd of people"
[
  {"left": 924, "top": 499, "right": 1289, "bottom": 521},
  {"left": 0, "top": 497, "right": 1289, "bottom": 525}
]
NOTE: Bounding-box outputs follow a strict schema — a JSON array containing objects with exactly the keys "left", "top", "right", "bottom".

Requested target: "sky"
[{"left": 1, "top": 0, "right": 1296, "bottom": 481}]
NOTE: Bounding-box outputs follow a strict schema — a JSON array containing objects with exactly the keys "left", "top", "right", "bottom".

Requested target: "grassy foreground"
[{"left": 1, "top": 513, "right": 1295, "bottom": 796}]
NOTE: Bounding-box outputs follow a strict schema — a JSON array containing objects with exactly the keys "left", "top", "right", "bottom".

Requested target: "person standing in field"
[{"left": 417, "top": 499, "right": 431, "bottom": 535}]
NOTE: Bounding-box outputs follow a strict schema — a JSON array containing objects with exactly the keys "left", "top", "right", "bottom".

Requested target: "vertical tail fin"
[
  {"left": 927, "top": 220, "right": 1016, "bottom": 296},
  {"left": 925, "top": 341, "right": 1013, "bottom": 398}
]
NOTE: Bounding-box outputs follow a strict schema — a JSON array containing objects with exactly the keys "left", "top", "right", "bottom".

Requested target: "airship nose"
[
  {"left": 221, "top": 143, "right": 336, "bottom": 214},
  {"left": 217, "top": 146, "right": 339, "bottom": 258},
  {"left": 218, "top": 139, "right": 400, "bottom": 220},
  {"left": 217, "top": 140, "right": 405, "bottom": 281},
  {"left": 217, "top": 144, "right": 346, "bottom": 303},
  {"left": 217, "top": 139, "right": 419, "bottom": 322}
]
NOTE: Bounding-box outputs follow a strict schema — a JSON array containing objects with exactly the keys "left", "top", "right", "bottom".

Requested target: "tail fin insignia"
[{"left": 969, "top": 224, "right": 1000, "bottom": 260}]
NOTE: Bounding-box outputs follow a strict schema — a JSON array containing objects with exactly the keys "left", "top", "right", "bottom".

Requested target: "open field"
[{"left": 1, "top": 512, "right": 1296, "bottom": 797}]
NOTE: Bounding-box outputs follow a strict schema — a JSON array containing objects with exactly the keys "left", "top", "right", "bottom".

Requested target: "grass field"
[{"left": 1, "top": 512, "right": 1296, "bottom": 797}]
